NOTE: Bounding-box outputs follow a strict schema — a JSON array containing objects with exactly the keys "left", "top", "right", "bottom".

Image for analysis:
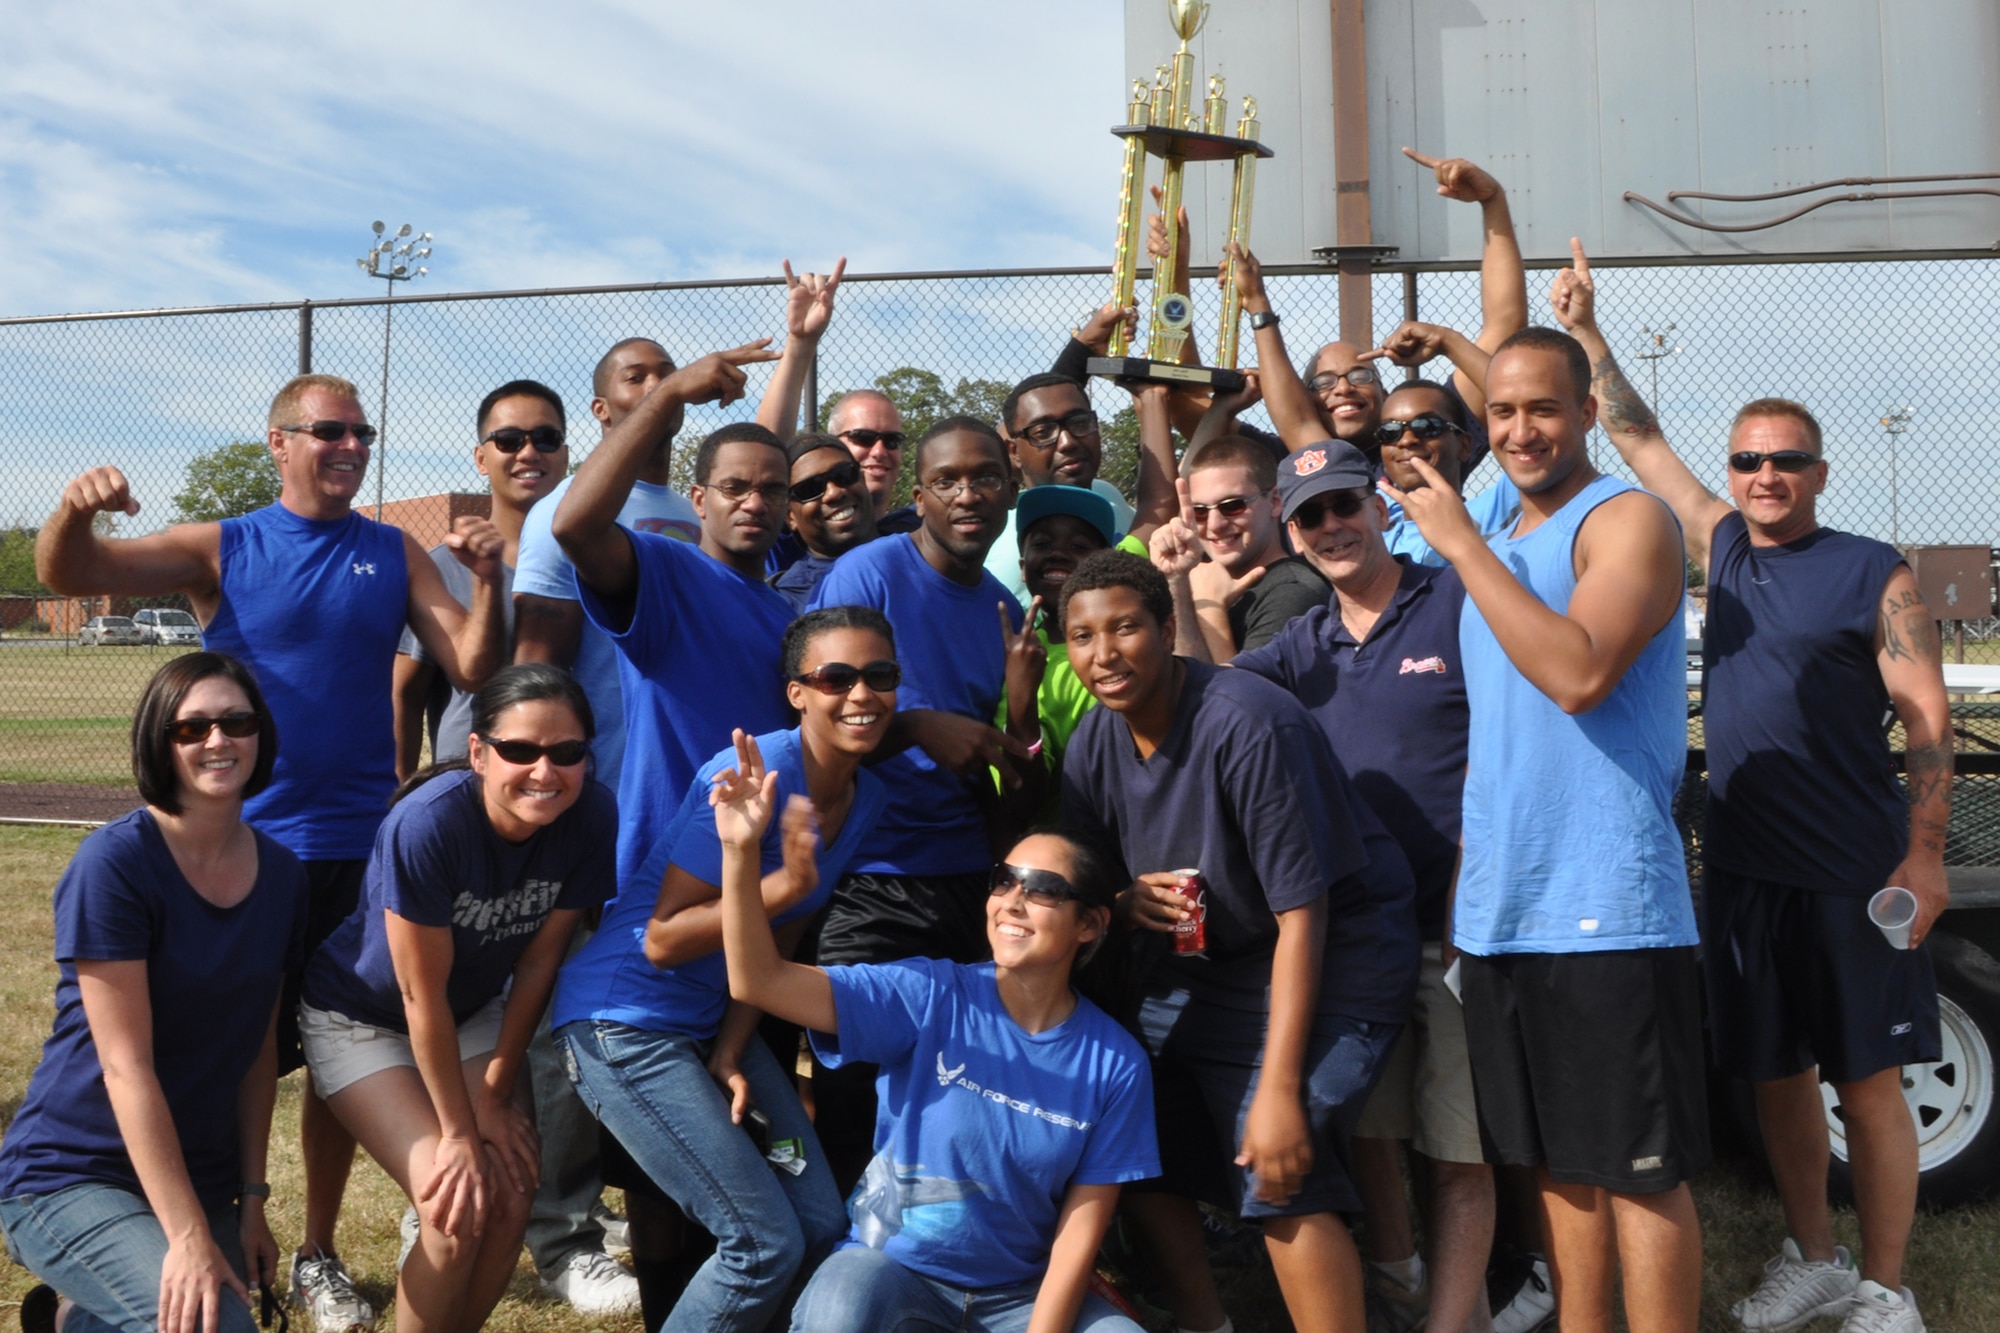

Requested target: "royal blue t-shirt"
[
  {"left": 578, "top": 531, "right": 794, "bottom": 901},
  {"left": 0, "top": 813, "right": 307, "bottom": 1211},
  {"left": 553, "top": 729, "right": 887, "bottom": 1041},
  {"left": 807, "top": 535, "right": 1022, "bottom": 877},
  {"left": 205, "top": 503, "right": 409, "bottom": 860},
  {"left": 1703, "top": 512, "right": 1909, "bottom": 894},
  {"left": 813, "top": 959, "right": 1157, "bottom": 1289},
  {"left": 303, "top": 768, "right": 616, "bottom": 1031},
  {"left": 1234, "top": 559, "right": 1468, "bottom": 940},
  {"left": 1062, "top": 660, "right": 1418, "bottom": 1021}
]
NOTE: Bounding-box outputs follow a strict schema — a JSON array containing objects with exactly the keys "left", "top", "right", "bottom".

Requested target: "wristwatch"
[{"left": 1248, "top": 310, "right": 1281, "bottom": 331}]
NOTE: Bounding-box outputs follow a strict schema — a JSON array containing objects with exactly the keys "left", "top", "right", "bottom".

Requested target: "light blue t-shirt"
[
  {"left": 552, "top": 729, "right": 887, "bottom": 1041},
  {"left": 813, "top": 958, "right": 1158, "bottom": 1289},
  {"left": 513, "top": 473, "right": 700, "bottom": 792},
  {"left": 982, "top": 478, "right": 1134, "bottom": 604},
  {"left": 808, "top": 535, "right": 1021, "bottom": 877},
  {"left": 1455, "top": 474, "right": 1695, "bottom": 954},
  {"left": 1384, "top": 473, "right": 1521, "bottom": 567}
]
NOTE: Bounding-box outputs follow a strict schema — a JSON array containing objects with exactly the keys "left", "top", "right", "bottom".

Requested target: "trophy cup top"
[{"left": 1167, "top": 0, "right": 1208, "bottom": 46}]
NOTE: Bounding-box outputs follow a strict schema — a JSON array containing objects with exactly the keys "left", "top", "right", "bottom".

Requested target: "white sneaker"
[
  {"left": 1731, "top": 1239, "right": 1860, "bottom": 1332},
  {"left": 1839, "top": 1281, "right": 1925, "bottom": 1333},
  {"left": 1491, "top": 1254, "right": 1555, "bottom": 1333},
  {"left": 540, "top": 1248, "right": 642, "bottom": 1315},
  {"left": 591, "top": 1201, "right": 631, "bottom": 1259},
  {"left": 289, "top": 1248, "right": 378, "bottom": 1333}
]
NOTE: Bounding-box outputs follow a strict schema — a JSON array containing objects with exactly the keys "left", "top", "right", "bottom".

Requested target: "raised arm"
[
  {"left": 1877, "top": 567, "right": 1953, "bottom": 946},
  {"left": 510, "top": 593, "right": 583, "bottom": 667},
  {"left": 1404, "top": 147, "right": 1526, "bottom": 416},
  {"left": 401, "top": 520, "right": 506, "bottom": 696},
  {"left": 1127, "top": 384, "right": 1180, "bottom": 544},
  {"left": 1225, "top": 245, "right": 1324, "bottom": 453},
  {"left": 756, "top": 259, "right": 845, "bottom": 443},
  {"left": 1363, "top": 321, "right": 1491, "bottom": 398},
  {"left": 36, "top": 467, "right": 222, "bottom": 613},
  {"left": 1551, "top": 239, "right": 1732, "bottom": 570}
]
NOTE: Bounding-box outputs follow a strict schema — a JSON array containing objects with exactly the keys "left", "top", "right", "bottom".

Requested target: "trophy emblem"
[{"left": 1089, "top": 1, "right": 1271, "bottom": 392}]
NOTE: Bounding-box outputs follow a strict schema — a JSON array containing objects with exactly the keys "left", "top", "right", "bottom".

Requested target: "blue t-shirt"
[
  {"left": 552, "top": 729, "right": 887, "bottom": 1041},
  {"left": 808, "top": 535, "right": 1022, "bottom": 877},
  {"left": 578, "top": 531, "right": 794, "bottom": 902},
  {"left": 205, "top": 503, "right": 409, "bottom": 860},
  {"left": 0, "top": 813, "right": 307, "bottom": 1211},
  {"left": 1385, "top": 474, "right": 1521, "bottom": 567},
  {"left": 1234, "top": 559, "right": 1468, "bottom": 941},
  {"left": 514, "top": 473, "right": 701, "bottom": 792},
  {"left": 1062, "top": 660, "right": 1418, "bottom": 1021},
  {"left": 813, "top": 959, "right": 1157, "bottom": 1289},
  {"left": 1456, "top": 475, "right": 1695, "bottom": 954},
  {"left": 1703, "top": 513, "right": 1908, "bottom": 894},
  {"left": 772, "top": 552, "right": 837, "bottom": 612},
  {"left": 303, "top": 768, "right": 616, "bottom": 1031}
]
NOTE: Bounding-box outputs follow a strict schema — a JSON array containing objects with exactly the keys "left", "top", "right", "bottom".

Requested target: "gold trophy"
[{"left": 1090, "top": 0, "right": 1271, "bottom": 392}]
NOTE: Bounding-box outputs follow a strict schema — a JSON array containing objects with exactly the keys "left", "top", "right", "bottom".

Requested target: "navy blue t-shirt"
[
  {"left": 1704, "top": 512, "right": 1909, "bottom": 894},
  {"left": 1234, "top": 559, "right": 1468, "bottom": 940},
  {"left": 303, "top": 768, "right": 617, "bottom": 1031},
  {"left": 771, "top": 552, "right": 837, "bottom": 612},
  {"left": 808, "top": 534, "right": 1022, "bottom": 877},
  {"left": 0, "top": 812, "right": 307, "bottom": 1211},
  {"left": 1062, "top": 660, "right": 1418, "bottom": 1020}
]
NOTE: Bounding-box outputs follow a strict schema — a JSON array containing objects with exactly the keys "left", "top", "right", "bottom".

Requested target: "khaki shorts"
[
  {"left": 1354, "top": 942, "right": 1483, "bottom": 1164},
  {"left": 299, "top": 997, "right": 506, "bottom": 1099}
]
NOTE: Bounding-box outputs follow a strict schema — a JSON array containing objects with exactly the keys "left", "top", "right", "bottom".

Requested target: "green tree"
[
  {"left": 172, "top": 440, "right": 281, "bottom": 523},
  {"left": 0, "top": 528, "right": 47, "bottom": 597}
]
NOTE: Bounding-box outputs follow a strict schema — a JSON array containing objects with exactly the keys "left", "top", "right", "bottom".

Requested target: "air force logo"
[
  {"left": 936, "top": 1053, "right": 965, "bottom": 1087},
  {"left": 1295, "top": 447, "right": 1327, "bottom": 475}
]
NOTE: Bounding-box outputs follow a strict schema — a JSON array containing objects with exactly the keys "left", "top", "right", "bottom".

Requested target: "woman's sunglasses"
[
  {"left": 480, "top": 736, "right": 590, "bottom": 766},
  {"left": 988, "top": 863, "right": 1084, "bottom": 909},
  {"left": 791, "top": 660, "right": 902, "bottom": 695},
  {"left": 166, "top": 712, "right": 259, "bottom": 745}
]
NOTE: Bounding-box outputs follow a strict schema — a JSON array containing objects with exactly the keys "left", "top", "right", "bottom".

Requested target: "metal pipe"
[
  {"left": 1329, "top": 0, "right": 1374, "bottom": 347},
  {"left": 1625, "top": 187, "right": 2000, "bottom": 234},
  {"left": 1669, "top": 172, "right": 2000, "bottom": 204},
  {"left": 297, "top": 301, "right": 313, "bottom": 375}
]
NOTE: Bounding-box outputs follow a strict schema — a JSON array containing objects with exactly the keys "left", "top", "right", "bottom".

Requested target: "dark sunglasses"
[
  {"left": 989, "top": 862, "right": 1084, "bottom": 909},
  {"left": 482, "top": 425, "right": 566, "bottom": 454},
  {"left": 281, "top": 420, "right": 378, "bottom": 445},
  {"left": 480, "top": 736, "right": 590, "bottom": 766},
  {"left": 1291, "top": 489, "right": 1372, "bottom": 528},
  {"left": 790, "top": 458, "right": 864, "bottom": 504},
  {"left": 166, "top": 712, "right": 259, "bottom": 745},
  {"left": 1373, "top": 414, "right": 1465, "bottom": 448},
  {"left": 1727, "top": 450, "right": 1820, "bottom": 474},
  {"left": 839, "top": 428, "right": 905, "bottom": 451},
  {"left": 792, "top": 660, "right": 902, "bottom": 695},
  {"left": 1188, "top": 492, "right": 1267, "bottom": 523}
]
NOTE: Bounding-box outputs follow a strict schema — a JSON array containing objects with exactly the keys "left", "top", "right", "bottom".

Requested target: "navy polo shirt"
[
  {"left": 1234, "top": 559, "right": 1468, "bottom": 941},
  {"left": 1062, "top": 659, "right": 1418, "bottom": 1022}
]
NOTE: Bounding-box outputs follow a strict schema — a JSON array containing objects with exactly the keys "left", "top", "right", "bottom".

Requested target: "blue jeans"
[
  {"left": 0, "top": 1183, "right": 255, "bottom": 1333},
  {"left": 790, "top": 1246, "right": 1143, "bottom": 1333},
  {"left": 559, "top": 1020, "right": 846, "bottom": 1333}
]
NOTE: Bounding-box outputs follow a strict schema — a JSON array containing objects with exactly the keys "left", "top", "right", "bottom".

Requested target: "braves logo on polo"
[
  {"left": 1399, "top": 655, "right": 1447, "bottom": 675},
  {"left": 1295, "top": 448, "right": 1327, "bottom": 475}
]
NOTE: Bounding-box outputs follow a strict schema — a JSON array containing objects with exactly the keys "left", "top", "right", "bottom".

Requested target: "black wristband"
[
  {"left": 1248, "top": 309, "right": 1281, "bottom": 331},
  {"left": 239, "top": 1182, "right": 271, "bottom": 1200}
]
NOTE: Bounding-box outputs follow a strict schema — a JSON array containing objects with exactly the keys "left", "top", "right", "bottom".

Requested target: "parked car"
[
  {"left": 132, "top": 608, "right": 202, "bottom": 646},
  {"left": 76, "top": 616, "right": 143, "bottom": 647}
]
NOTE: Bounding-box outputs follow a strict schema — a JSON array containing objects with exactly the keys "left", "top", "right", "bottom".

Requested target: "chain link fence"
[{"left": 1, "top": 256, "right": 1997, "bottom": 803}]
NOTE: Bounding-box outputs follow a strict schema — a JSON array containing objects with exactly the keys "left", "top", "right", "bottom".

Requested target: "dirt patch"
[{"left": 0, "top": 783, "right": 141, "bottom": 825}]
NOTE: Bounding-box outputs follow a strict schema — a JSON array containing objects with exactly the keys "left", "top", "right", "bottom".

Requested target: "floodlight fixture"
[{"left": 354, "top": 220, "right": 438, "bottom": 521}]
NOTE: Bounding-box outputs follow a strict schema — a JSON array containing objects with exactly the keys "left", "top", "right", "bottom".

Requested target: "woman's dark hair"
[
  {"left": 132, "top": 651, "right": 278, "bottom": 814},
  {"left": 1058, "top": 549, "right": 1173, "bottom": 631},
  {"left": 393, "top": 663, "right": 595, "bottom": 806},
  {"left": 1034, "top": 833, "right": 1122, "bottom": 915},
  {"left": 781, "top": 606, "right": 897, "bottom": 679}
]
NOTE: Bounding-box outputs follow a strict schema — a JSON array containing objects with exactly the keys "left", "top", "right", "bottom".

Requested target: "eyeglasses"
[
  {"left": 1373, "top": 414, "right": 1466, "bottom": 448},
  {"left": 482, "top": 425, "right": 566, "bottom": 454},
  {"left": 1017, "top": 410, "right": 1100, "bottom": 446},
  {"left": 704, "top": 478, "right": 792, "bottom": 506},
  {"left": 923, "top": 473, "right": 1008, "bottom": 500},
  {"left": 1291, "top": 490, "right": 1372, "bottom": 528},
  {"left": 792, "top": 659, "right": 902, "bottom": 695},
  {"left": 479, "top": 736, "right": 590, "bottom": 766},
  {"left": 1188, "top": 492, "right": 1268, "bottom": 524},
  {"left": 1306, "top": 367, "right": 1381, "bottom": 395},
  {"left": 281, "top": 421, "right": 378, "bottom": 445},
  {"left": 790, "top": 458, "right": 864, "bottom": 504},
  {"left": 839, "top": 428, "right": 906, "bottom": 452},
  {"left": 1727, "top": 450, "right": 1820, "bottom": 474},
  {"left": 989, "top": 862, "right": 1084, "bottom": 909},
  {"left": 166, "top": 712, "right": 259, "bottom": 746}
]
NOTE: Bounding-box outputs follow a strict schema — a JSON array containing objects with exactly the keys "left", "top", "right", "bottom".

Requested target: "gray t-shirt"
[{"left": 399, "top": 550, "right": 516, "bottom": 764}]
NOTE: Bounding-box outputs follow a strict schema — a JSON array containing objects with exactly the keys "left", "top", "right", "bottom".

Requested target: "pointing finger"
[
  {"left": 997, "top": 599, "right": 1015, "bottom": 644},
  {"left": 1174, "top": 475, "right": 1195, "bottom": 527},
  {"left": 782, "top": 258, "right": 798, "bottom": 289},
  {"left": 1402, "top": 145, "right": 1442, "bottom": 170},
  {"left": 1570, "top": 236, "right": 1590, "bottom": 279},
  {"left": 826, "top": 256, "right": 847, "bottom": 288},
  {"left": 721, "top": 338, "right": 782, "bottom": 365}
]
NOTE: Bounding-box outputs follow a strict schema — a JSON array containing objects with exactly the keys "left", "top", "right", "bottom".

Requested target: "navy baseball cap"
[
  {"left": 1016, "top": 484, "right": 1118, "bottom": 549},
  {"left": 1276, "top": 442, "right": 1375, "bottom": 522}
]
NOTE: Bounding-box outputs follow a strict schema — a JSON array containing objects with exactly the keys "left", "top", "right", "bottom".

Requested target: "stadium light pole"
[
  {"left": 357, "top": 222, "right": 434, "bottom": 521},
  {"left": 1880, "top": 405, "right": 1914, "bottom": 547},
  {"left": 1634, "top": 323, "right": 1679, "bottom": 413}
]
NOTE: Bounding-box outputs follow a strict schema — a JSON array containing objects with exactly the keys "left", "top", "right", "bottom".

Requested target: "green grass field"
[
  {"left": 0, "top": 826, "right": 1994, "bottom": 1330},
  {"left": 0, "top": 644, "right": 198, "bottom": 785}
]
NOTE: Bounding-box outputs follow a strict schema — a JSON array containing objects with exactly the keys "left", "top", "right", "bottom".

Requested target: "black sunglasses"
[
  {"left": 1291, "top": 489, "right": 1372, "bottom": 528},
  {"left": 166, "top": 712, "right": 259, "bottom": 745},
  {"left": 1727, "top": 450, "right": 1820, "bottom": 474},
  {"left": 482, "top": 425, "right": 566, "bottom": 454},
  {"left": 792, "top": 660, "right": 902, "bottom": 695},
  {"left": 1188, "top": 492, "right": 1267, "bottom": 523},
  {"left": 839, "top": 428, "right": 905, "bottom": 451},
  {"left": 790, "top": 458, "right": 864, "bottom": 504},
  {"left": 480, "top": 736, "right": 590, "bottom": 766},
  {"left": 1373, "top": 414, "right": 1465, "bottom": 448},
  {"left": 281, "top": 420, "right": 378, "bottom": 445},
  {"left": 989, "top": 862, "right": 1084, "bottom": 909}
]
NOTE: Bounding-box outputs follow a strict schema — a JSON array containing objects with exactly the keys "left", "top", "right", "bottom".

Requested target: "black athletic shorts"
[
  {"left": 279, "top": 858, "right": 367, "bottom": 1076},
  {"left": 1703, "top": 869, "right": 1941, "bottom": 1085},
  {"left": 1460, "top": 947, "right": 1710, "bottom": 1193},
  {"left": 813, "top": 871, "right": 991, "bottom": 968}
]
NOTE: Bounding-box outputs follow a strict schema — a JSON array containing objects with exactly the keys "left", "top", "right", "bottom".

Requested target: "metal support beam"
[
  {"left": 297, "top": 301, "right": 313, "bottom": 374},
  {"left": 1329, "top": 0, "right": 1374, "bottom": 347}
]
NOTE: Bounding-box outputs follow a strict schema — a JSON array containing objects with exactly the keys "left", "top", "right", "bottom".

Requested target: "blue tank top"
[
  {"left": 205, "top": 504, "right": 409, "bottom": 860},
  {"left": 1703, "top": 513, "right": 1906, "bottom": 894},
  {"left": 1456, "top": 474, "right": 1696, "bottom": 954}
]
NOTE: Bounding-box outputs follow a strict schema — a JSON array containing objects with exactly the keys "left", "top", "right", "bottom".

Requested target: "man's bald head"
[{"left": 826, "top": 389, "right": 900, "bottom": 436}]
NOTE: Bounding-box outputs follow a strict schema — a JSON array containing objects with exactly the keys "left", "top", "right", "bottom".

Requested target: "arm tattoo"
[
  {"left": 1904, "top": 741, "right": 1954, "bottom": 856},
  {"left": 1879, "top": 588, "right": 1939, "bottom": 665},
  {"left": 1588, "top": 353, "right": 1661, "bottom": 440}
]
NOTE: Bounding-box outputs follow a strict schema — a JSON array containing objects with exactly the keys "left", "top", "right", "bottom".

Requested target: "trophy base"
[{"left": 1087, "top": 356, "right": 1246, "bottom": 393}]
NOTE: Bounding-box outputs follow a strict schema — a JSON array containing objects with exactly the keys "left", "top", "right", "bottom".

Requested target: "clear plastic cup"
[{"left": 1868, "top": 886, "right": 1919, "bottom": 950}]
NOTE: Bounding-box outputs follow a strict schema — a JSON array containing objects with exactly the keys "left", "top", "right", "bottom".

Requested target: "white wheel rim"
[{"left": 1823, "top": 993, "right": 1995, "bottom": 1172}]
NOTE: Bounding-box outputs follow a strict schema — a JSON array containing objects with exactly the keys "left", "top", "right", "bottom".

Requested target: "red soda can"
[{"left": 1170, "top": 868, "right": 1209, "bottom": 957}]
